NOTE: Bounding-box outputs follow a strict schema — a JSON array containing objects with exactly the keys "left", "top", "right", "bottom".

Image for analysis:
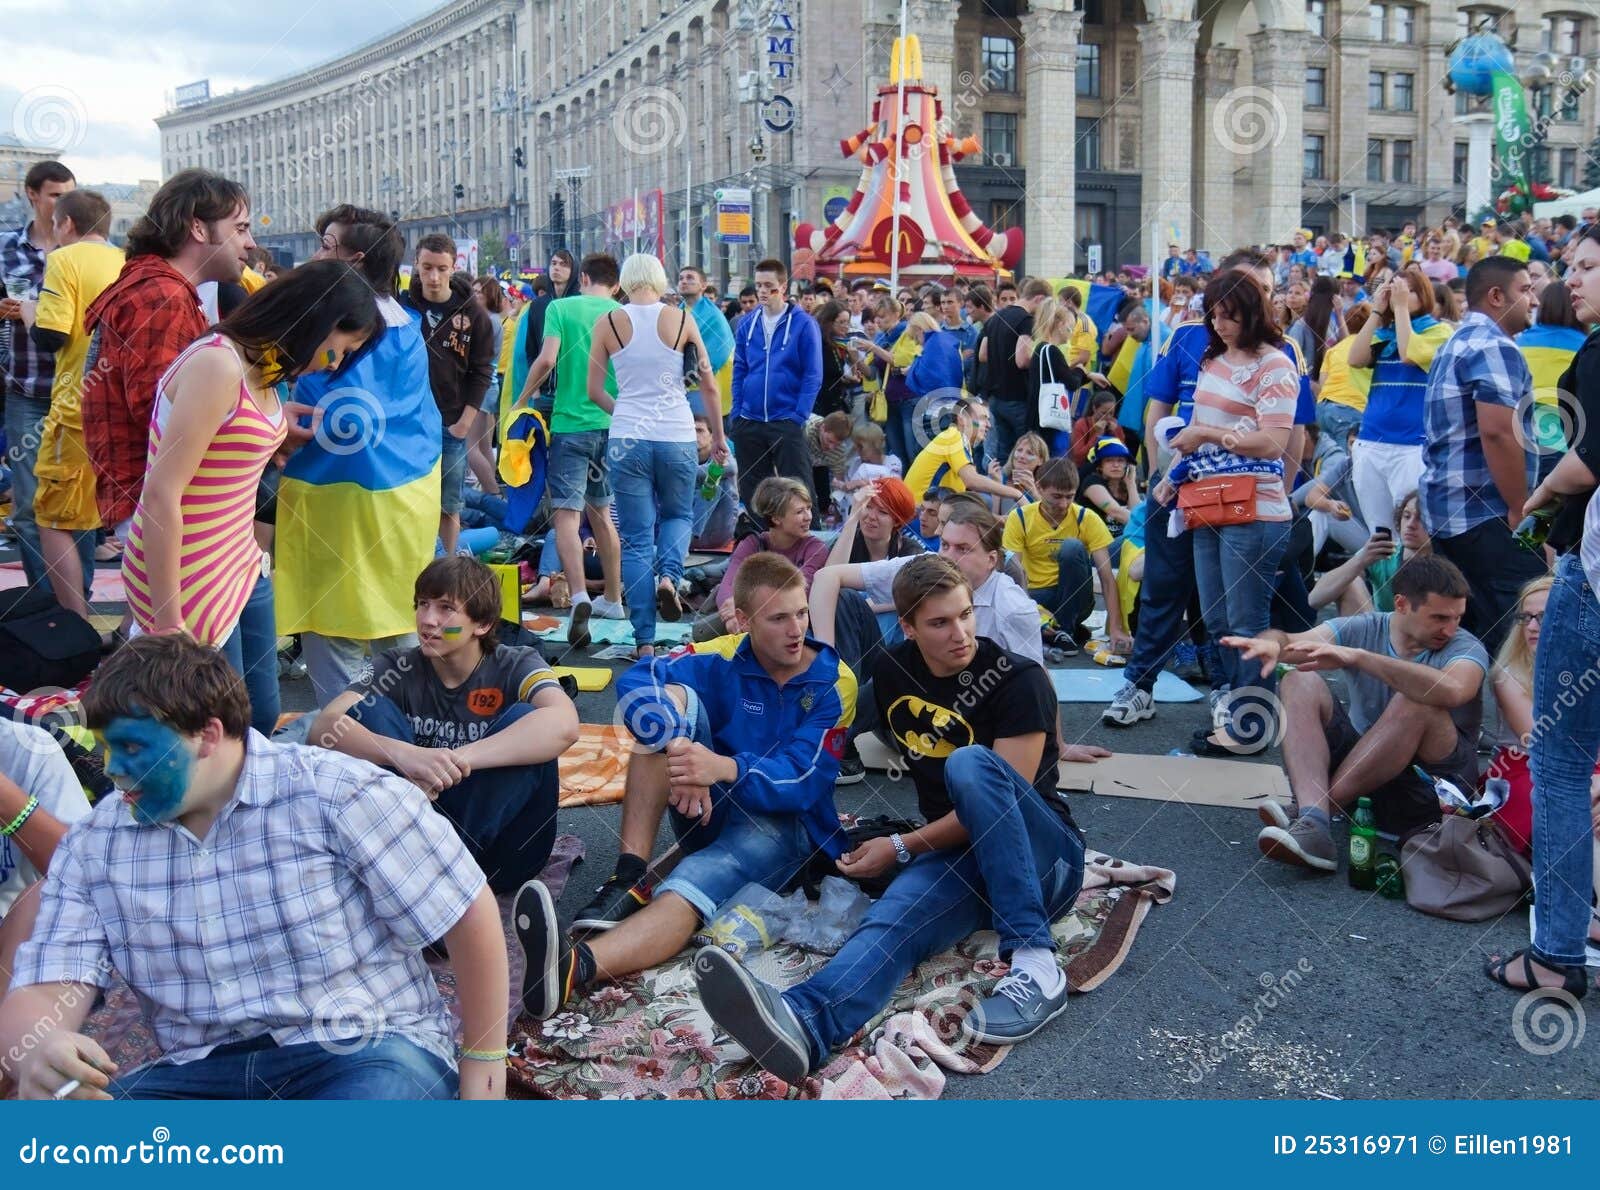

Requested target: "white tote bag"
[{"left": 1036, "top": 346, "right": 1073, "bottom": 432}]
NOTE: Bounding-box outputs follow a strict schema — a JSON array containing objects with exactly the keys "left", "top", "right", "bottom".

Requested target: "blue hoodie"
[
  {"left": 731, "top": 301, "right": 823, "bottom": 424},
  {"left": 615, "top": 633, "right": 857, "bottom": 856},
  {"left": 907, "top": 327, "right": 966, "bottom": 398}
]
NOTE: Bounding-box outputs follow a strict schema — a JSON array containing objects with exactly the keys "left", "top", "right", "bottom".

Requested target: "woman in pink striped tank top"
[{"left": 123, "top": 261, "right": 380, "bottom": 732}]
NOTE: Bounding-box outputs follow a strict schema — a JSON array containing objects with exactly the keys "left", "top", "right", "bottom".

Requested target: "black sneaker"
[
  {"left": 568, "top": 600, "right": 593, "bottom": 648},
  {"left": 692, "top": 946, "right": 812, "bottom": 1085},
  {"left": 572, "top": 872, "right": 653, "bottom": 933},
  {"left": 512, "top": 879, "right": 593, "bottom": 1018},
  {"left": 835, "top": 739, "right": 866, "bottom": 786},
  {"left": 1042, "top": 626, "right": 1079, "bottom": 656}
]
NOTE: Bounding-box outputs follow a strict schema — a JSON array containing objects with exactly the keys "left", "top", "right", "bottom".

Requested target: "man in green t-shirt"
[{"left": 515, "top": 253, "right": 625, "bottom": 646}]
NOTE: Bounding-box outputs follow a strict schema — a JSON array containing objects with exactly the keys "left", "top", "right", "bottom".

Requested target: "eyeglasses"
[
  {"left": 1516, "top": 611, "right": 1544, "bottom": 625},
  {"left": 319, "top": 232, "right": 342, "bottom": 252}
]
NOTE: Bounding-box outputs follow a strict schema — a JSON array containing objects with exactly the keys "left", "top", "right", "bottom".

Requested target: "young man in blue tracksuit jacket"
[
  {"left": 511, "top": 552, "right": 856, "bottom": 1020},
  {"left": 730, "top": 257, "right": 824, "bottom": 512}
]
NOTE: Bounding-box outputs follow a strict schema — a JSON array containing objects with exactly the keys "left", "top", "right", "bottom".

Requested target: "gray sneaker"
[
  {"left": 692, "top": 946, "right": 812, "bottom": 1085},
  {"left": 1257, "top": 799, "right": 1298, "bottom": 830},
  {"left": 1102, "top": 682, "right": 1155, "bottom": 727},
  {"left": 1258, "top": 816, "right": 1337, "bottom": 872},
  {"left": 964, "top": 970, "right": 1071, "bottom": 1045}
]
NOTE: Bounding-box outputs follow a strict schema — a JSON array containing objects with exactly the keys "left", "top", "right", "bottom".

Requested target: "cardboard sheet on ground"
[
  {"left": 1050, "top": 667, "right": 1202, "bottom": 703},
  {"left": 529, "top": 611, "right": 694, "bottom": 647},
  {"left": 855, "top": 733, "right": 1289, "bottom": 810},
  {"left": 0, "top": 562, "right": 126, "bottom": 604}
]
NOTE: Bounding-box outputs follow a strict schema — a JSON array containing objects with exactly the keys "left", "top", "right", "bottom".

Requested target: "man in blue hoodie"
[
  {"left": 511, "top": 552, "right": 855, "bottom": 1020},
  {"left": 731, "top": 258, "right": 823, "bottom": 511}
]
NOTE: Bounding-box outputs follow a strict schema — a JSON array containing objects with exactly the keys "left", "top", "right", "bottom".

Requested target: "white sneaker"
[
  {"left": 591, "top": 596, "right": 627, "bottom": 620},
  {"left": 1102, "top": 682, "right": 1155, "bottom": 727},
  {"left": 1208, "top": 687, "right": 1232, "bottom": 733}
]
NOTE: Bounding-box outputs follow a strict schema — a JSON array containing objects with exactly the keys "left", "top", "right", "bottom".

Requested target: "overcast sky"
[{"left": 2, "top": 0, "right": 440, "bottom": 184}]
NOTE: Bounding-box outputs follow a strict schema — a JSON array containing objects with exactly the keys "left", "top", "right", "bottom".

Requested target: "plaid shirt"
[
  {"left": 0, "top": 221, "right": 53, "bottom": 401},
  {"left": 13, "top": 732, "right": 485, "bottom": 1071},
  {"left": 1420, "top": 312, "right": 1534, "bottom": 540},
  {"left": 81, "top": 255, "right": 207, "bottom": 527}
]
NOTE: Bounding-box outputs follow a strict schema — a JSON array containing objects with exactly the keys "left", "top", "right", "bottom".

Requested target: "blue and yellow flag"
[{"left": 275, "top": 302, "right": 443, "bottom": 640}]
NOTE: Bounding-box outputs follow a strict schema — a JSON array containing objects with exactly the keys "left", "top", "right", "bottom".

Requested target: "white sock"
[
  {"left": 1007, "top": 947, "right": 1064, "bottom": 995},
  {"left": 570, "top": 591, "right": 591, "bottom": 606}
]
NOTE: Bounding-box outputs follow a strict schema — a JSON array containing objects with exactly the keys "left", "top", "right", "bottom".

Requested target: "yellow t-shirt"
[
  {"left": 904, "top": 425, "right": 972, "bottom": 496},
  {"left": 1002, "top": 501, "right": 1113, "bottom": 591},
  {"left": 496, "top": 310, "right": 517, "bottom": 376},
  {"left": 1317, "top": 336, "right": 1372, "bottom": 412},
  {"left": 1068, "top": 313, "right": 1098, "bottom": 369},
  {"left": 34, "top": 240, "right": 125, "bottom": 429}
]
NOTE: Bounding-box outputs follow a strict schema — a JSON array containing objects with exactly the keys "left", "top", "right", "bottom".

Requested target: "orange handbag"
[{"left": 1177, "top": 475, "right": 1258, "bottom": 528}]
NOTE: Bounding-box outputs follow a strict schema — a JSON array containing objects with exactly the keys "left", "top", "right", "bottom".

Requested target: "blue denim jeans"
[
  {"left": 547, "top": 429, "right": 611, "bottom": 510},
  {"left": 1192, "top": 518, "right": 1293, "bottom": 694},
  {"left": 691, "top": 474, "right": 739, "bottom": 550},
  {"left": 988, "top": 401, "right": 1031, "bottom": 479},
  {"left": 1528, "top": 554, "right": 1600, "bottom": 969},
  {"left": 1027, "top": 538, "right": 1093, "bottom": 632},
  {"left": 439, "top": 430, "right": 468, "bottom": 516},
  {"left": 1315, "top": 400, "right": 1363, "bottom": 443},
  {"left": 109, "top": 1034, "right": 456, "bottom": 1100},
  {"left": 607, "top": 437, "right": 697, "bottom": 646},
  {"left": 347, "top": 694, "right": 558, "bottom": 893},
  {"left": 219, "top": 571, "right": 280, "bottom": 736},
  {"left": 782, "top": 745, "right": 1085, "bottom": 1062},
  {"left": 1125, "top": 494, "right": 1220, "bottom": 694},
  {"left": 3, "top": 393, "right": 94, "bottom": 599},
  {"left": 660, "top": 809, "right": 820, "bottom": 922}
]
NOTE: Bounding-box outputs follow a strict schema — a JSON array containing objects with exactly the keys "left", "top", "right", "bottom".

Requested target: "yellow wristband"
[{"left": 460, "top": 1047, "right": 509, "bottom": 1063}]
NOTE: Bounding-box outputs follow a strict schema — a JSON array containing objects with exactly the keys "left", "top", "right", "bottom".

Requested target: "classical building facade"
[{"left": 154, "top": 0, "right": 1597, "bottom": 277}]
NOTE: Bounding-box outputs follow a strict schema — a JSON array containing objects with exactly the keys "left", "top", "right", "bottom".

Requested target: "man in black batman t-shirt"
[{"left": 694, "top": 554, "right": 1110, "bottom": 1085}]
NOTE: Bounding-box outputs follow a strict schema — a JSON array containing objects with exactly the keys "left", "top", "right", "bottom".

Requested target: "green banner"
[{"left": 1490, "top": 69, "right": 1533, "bottom": 214}]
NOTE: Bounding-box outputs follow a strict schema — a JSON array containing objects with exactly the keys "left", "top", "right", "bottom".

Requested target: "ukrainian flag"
[
  {"left": 1517, "top": 323, "right": 1586, "bottom": 453},
  {"left": 275, "top": 302, "right": 443, "bottom": 639}
]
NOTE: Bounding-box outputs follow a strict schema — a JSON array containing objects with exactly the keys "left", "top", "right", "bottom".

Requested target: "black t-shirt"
[
  {"left": 848, "top": 529, "right": 924, "bottom": 564},
  {"left": 982, "top": 304, "right": 1034, "bottom": 405},
  {"left": 1549, "top": 330, "right": 1600, "bottom": 554},
  {"left": 871, "top": 637, "right": 1071, "bottom": 828},
  {"left": 348, "top": 643, "right": 560, "bottom": 749}
]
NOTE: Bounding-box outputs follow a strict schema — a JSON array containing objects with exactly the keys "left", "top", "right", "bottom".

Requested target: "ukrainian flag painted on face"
[{"left": 274, "top": 298, "right": 443, "bottom": 639}]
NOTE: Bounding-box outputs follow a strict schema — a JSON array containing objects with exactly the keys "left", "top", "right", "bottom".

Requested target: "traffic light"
[
  {"left": 453, "top": 183, "right": 465, "bottom": 202},
  {"left": 513, "top": 146, "right": 526, "bottom": 168}
]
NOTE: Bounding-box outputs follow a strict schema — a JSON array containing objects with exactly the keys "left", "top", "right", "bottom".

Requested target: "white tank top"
[{"left": 608, "top": 301, "right": 695, "bottom": 443}]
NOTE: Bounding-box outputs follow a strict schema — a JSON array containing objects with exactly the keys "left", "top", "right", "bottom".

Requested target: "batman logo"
[{"left": 885, "top": 695, "right": 974, "bottom": 760}]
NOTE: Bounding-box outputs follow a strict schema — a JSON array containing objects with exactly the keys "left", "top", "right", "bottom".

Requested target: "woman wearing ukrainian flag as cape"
[{"left": 273, "top": 206, "right": 442, "bottom": 706}]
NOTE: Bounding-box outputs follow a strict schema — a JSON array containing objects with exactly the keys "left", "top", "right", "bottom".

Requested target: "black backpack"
[{"left": 0, "top": 587, "right": 101, "bottom": 694}]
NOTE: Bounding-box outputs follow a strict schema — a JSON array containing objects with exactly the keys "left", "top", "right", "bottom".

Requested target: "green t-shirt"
[
  {"left": 1365, "top": 551, "right": 1401, "bottom": 613},
  {"left": 545, "top": 294, "right": 620, "bottom": 433}
]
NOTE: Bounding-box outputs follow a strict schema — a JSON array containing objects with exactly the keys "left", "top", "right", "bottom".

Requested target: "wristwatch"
[{"left": 889, "top": 832, "right": 912, "bottom": 865}]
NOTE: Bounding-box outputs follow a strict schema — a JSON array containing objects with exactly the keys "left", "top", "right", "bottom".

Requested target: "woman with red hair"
[{"left": 825, "top": 476, "right": 923, "bottom": 567}]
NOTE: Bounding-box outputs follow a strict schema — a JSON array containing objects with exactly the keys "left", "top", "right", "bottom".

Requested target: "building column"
[
  {"left": 1418, "top": 3, "right": 1460, "bottom": 227},
  {"left": 1020, "top": 4, "right": 1082, "bottom": 276},
  {"left": 1329, "top": 21, "right": 1371, "bottom": 236},
  {"left": 1137, "top": 18, "right": 1200, "bottom": 257},
  {"left": 1194, "top": 46, "right": 1240, "bottom": 253},
  {"left": 1247, "top": 28, "right": 1307, "bottom": 246}
]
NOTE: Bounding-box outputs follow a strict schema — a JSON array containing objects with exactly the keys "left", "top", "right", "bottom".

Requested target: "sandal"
[{"left": 1483, "top": 949, "right": 1590, "bottom": 998}]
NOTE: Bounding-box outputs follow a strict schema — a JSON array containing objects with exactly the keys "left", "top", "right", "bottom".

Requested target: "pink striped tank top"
[{"left": 123, "top": 334, "right": 287, "bottom": 646}]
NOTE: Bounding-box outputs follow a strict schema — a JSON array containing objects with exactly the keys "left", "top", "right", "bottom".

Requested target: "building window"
[
  {"left": 1558, "top": 87, "right": 1581, "bottom": 122},
  {"left": 1392, "top": 139, "right": 1413, "bottom": 183},
  {"left": 983, "top": 111, "right": 1018, "bottom": 166},
  {"left": 1531, "top": 85, "right": 1553, "bottom": 120},
  {"left": 1462, "top": 8, "right": 1514, "bottom": 43},
  {"left": 990, "top": 199, "right": 1022, "bottom": 234},
  {"left": 1307, "top": 0, "right": 1326, "bottom": 38},
  {"left": 1530, "top": 146, "right": 1551, "bottom": 183},
  {"left": 1076, "top": 204, "right": 1105, "bottom": 251},
  {"left": 1453, "top": 141, "right": 1470, "bottom": 185},
  {"left": 1545, "top": 16, "right": 1583, "bottom": 54},
  {"left": 1392, "top": 73, "right": 1414, "bottom": 111},
  {"left": 1367, "top": 138, "right": 1385, "bottom": 182},
  {"left": 1075, "top": 117, "right": 1102, "bottom": 171},
  {"left": 1560, "top": 147, "right": 1579, "bottom": 189},
  {"left": 1081, "top": 0, "right": 1104, "bottom": 23},
  {"left": 1306, "top": 66, "right": 1327, "bottom": 108},
  {"left": 1303, "top": 133, "right": 1326, "bottom": 179},
  {"left": 981, "top": 36, "right": 1017, "bottom": 93},
  {"left": 1392, "top": 5, "right": 1414, "bottom": 43},
  {"left": 1369, "top": 4, "right": 1386, "bottom": 40},
  {"left": 1369, "top": 71, "right": 1386, "bottom": 110},
  {"left": 1076, "top": 44, "right": 1101, "bottom": 97}
]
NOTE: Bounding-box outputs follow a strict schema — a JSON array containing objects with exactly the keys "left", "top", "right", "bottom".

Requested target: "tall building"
[{"left": 156, "top": 0, "right": 1598, "bottom": 278}]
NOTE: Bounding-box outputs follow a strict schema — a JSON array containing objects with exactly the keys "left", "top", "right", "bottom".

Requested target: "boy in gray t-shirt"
[{"left": 1222, "top": 555, "right": 1488, "bottom": 872}]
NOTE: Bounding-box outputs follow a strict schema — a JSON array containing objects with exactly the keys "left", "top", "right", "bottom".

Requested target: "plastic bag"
[
  {"left": 779, "top": 876, "right": 872, "bottom": 955},
  {"left": 693, "top": 883, "right": 804, "bottom": 959}
]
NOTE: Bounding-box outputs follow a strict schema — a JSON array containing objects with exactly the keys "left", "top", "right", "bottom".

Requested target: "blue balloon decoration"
[{"left": 1448, "top": 33, "right": 1515, "bottom": 97}]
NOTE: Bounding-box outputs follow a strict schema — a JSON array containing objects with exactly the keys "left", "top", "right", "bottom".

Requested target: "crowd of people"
[{"left": 1, "top": 155, "right": 1598, "bottom": 1100}]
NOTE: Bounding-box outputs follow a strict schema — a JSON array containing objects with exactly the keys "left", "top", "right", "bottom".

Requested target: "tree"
[
  {"left": 1584, "top": 130, "right": 1600, "bottom": 193},
  {"left": 477, "top": 231, "right": 509, "bottom": 272}
]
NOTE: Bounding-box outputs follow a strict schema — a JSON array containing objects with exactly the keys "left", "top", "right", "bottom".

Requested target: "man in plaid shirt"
[
  {"left": 1419, "top": 256, "right": 1547, "bottom": 655},
  {"left": 0, "top": 635, "right": 510, "bottom": 1101}
]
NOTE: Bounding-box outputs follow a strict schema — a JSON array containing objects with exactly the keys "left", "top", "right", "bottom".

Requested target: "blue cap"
[{"left": 1089, "top": 436, "right": 1131, "bottom": 463}]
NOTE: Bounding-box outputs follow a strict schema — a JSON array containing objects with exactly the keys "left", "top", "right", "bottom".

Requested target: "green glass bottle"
[{"left": 1347, "top": 797, "right": 1377, "bottom": 891}]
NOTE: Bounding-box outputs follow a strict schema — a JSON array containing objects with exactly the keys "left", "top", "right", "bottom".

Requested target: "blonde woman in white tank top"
[{"left": 588, "top": 253, "right": 728, "bottom": 657}]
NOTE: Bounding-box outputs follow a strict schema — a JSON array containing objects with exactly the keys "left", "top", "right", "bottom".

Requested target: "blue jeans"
[
  {"left": 109, "top": 1034, "right": 456, "bottom": 1100},
  {"left": 782, "top": 745, "right": 1085, "bottom": 1062},
  {"left": 1125, "top": 494, "right": 1220, "bottom": 694},
  {"left": 347, "top": 694, "right": 558, "bottom": 893},
  {"left": 547, "top": 429, "right": 612, "bottom": 510},
  {"left": 660, "top": 809, "right": 821, "bottom": 921},
  {"left": 1529, "top": 554, "right": 1600, "bottom": 969},
  {"left": 691, "top": 475, "right": 738, "bottom": 550},
  {"left": 439, "top": 430, "right": 468, "bottom": 516},
  {"left": 460, "top": 485, "right": 509, "bottom": 530},
  {"left": 219, "top": 571, "right": 280, "bottom": 736},
  {"left": 3, "top": 393, "right": 94, "bottom": 599},
  {"left": 884, "top": 401, "right": 920, "bottom": 475},
  {"left": 988, "top": 401, "right": 1031, "bottom": 478},
  {"left": 1315, "top": 400, "right": 1363, "bottom": 443},
  {"left": 1028, "top": 538, "right": 1092, "bottom": 632},
  {"left": 831, "top": 589, "right": 905, "bottom": 743},
  {"left": 1192, "top": 518, "right": 1293, "bottom": 694},
  {"left": 607, "top": 437, "right": 697, "bottom": 646}
]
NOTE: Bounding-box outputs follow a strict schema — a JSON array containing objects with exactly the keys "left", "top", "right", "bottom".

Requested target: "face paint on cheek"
[
  {"left": 441, "top": 625, "right": 465, "bottom": 638},
  {"left": 103, "top": 717, "right": 193, "bottom": 826}
]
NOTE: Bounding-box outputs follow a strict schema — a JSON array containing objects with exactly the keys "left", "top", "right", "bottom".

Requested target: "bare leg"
[
  {"left": 615, "top": 684, "right": 690, "bottom": 859},
  {"left": 553, "top": 508, "right": 588, "bottom": 605},
  {"left": 467, "top": 409, "right": 500, "bottom": 495},
  {"left": 1336, "top": 576, "right": 1374, "bottom": 618},
  {"left": 586, "top": 503, "right": 623, "bottom": 604},
  {"left": 1280, "top": 670, "right": 1336, "bottom": 814},
  {"left": 1327, "top": 694, "right": 1457, "bottom": 809},
  {"left": 39, "top": 526, "right": 88, "bottom": 617},
  {"left": 586, "top": 892, "right": 701, "bottom": 981},
  {"left": 438, "top": 511, "right": 460, "bottom": 557}
]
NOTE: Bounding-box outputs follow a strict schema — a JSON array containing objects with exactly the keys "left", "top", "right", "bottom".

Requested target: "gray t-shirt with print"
[{"left": 1327, "top": 612, "right": 1488, "bottom": 738}]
